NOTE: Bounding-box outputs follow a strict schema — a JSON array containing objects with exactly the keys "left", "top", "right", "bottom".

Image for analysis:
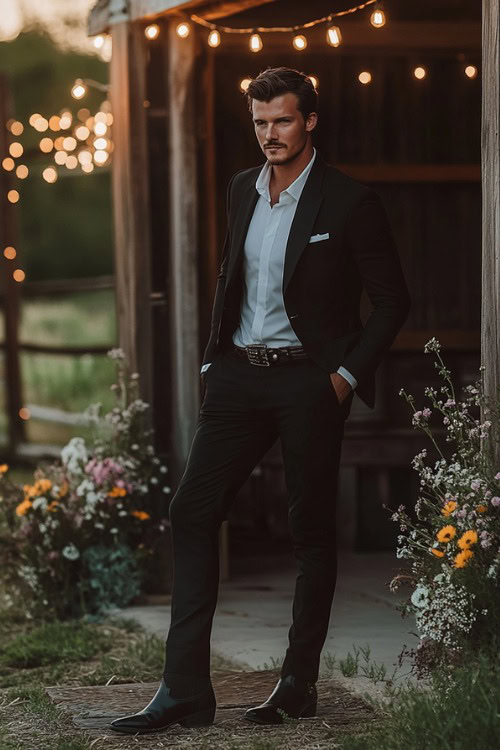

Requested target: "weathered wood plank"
[{"left": 481, "top": 0, "right": 500, "bottom": 468}]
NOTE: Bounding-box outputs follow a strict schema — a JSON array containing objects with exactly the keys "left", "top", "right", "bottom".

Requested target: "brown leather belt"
[{"left": 233, "top": 343, "right": 310, "bottom": 367}]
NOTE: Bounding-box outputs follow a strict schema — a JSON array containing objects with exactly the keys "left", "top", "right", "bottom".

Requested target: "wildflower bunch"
[
  {"left": 391, "top": 337, "right": 500, "bottom": 672},
  {"left": 0, "top": 349, "right": 171, "bottom": 619}
]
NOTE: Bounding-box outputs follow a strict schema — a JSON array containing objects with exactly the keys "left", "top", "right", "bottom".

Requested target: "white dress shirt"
[{"left": 202, "top": 147, "right": 357, "bottom": 390}]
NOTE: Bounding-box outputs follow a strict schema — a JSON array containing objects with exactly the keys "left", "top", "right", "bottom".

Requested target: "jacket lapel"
[
  {"left": 226, "top": 151, "right": 327, "bottom": 291},
  {"left": 282, "top": 152, "right": 326, "bottom": 292}
]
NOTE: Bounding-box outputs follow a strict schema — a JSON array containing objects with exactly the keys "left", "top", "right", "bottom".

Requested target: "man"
[{"left": 111, "top": 66, "right": 410, "bottom": 734}]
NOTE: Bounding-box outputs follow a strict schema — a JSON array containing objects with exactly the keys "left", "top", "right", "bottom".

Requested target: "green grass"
[{"left": 337, "top": 647, "right": 500, "bottom": 750}]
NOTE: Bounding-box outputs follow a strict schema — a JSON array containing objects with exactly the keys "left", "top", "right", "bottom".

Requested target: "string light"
[
  {"left": 93, "top": 35, "right": 105, "bottom": 49},
  {"left": 240, "top": 78, "right": 252, "bottom": 92},
  {"left": 176, "top": 22, "right": 190, "bottom": 38},
  {"left": 10, "top": 121, "right": 23, "bottom": 136},
  {"left": 19, "top": 407, "right": 30, "bottom": 419},
  {"left": 59, "top": 112, "right": 72, "bottom": 129},
  {"left": 465, "top": 65, "right": 478, "bottom": 79},
  {"left": 7, "top": 190, "right": 20, "bottom": 203},
  {"left": 249, "top": 33, "right": 263, "bottom": 52},
  {"left": 94, "top": 150, "right": 109, "bottom": 165},
  {"left": 208, "top": 29, "right": 221, "bottom": 47},
  {"left": 93, "top": 137, "right": 107, "bottom": 150},
  {"left": 29, "top": 113, "right": 41, "bottom": 127},
  {"left": 414, "top": 66, "right": 426, "bottom": 80},
  {"left": 2, "top": 158, "right": 15, "bottom": 171},
  {"left": 33, "top": 117, "right": 49, "bottom": 132},
  {"left": 94, "top": 121, "right": 107, "bottom": 136},
  {"left": 308, "top": 75, "right": 319, "bottom": 89},
  {"left": 63, "top": 136, "right": 77, "bottom": 151},
  {"left": 54, "top": 151, "right": 67, "bottom": 165},
  {"left": 326, "top": 25, "right": 342, "bottom": 46},
  {"left": 145, "top": 24, "right": 160, "bottom": 40},
  {"left": 75, "top": 125, "right": 90, "bottom": 140},
  {"left": 292, "top": 34, "right": 307, "bottom": 51},
  {"left": 3, "top": 247, "right": 16, "bottom": 259},
  {"left": 9, "top": 142, "right": 23, "bottom": 158},
  {"left": 71, "top": 79, "right": 87, "bottom": 99},
  {"left": 13, "top": 269, "right": 25, "bottom": 282},
  {"left": 16, "top": 165, "right": 28, "bottom": 179},
  {"left": 43, "top": 167, "right": 58, "bottom": 182},
  {"left": 370, "top": 4, "right": 386, "bottom": 27},
  {"left": 77, "top": 108, "right": 90, "bottom": 122},
  {"left": 39, "top": 137, "right": 54, "bottom": 153},
  {"left": 358, "top": 71, "right": 372, "bottom": 84},
  {"left": 66, "top": 156, "right": 78, "bottom": 170}
]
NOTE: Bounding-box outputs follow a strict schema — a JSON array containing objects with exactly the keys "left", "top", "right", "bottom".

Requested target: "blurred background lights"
[
  {"left": 465, "top": 65, "right": 478, "bottom": 79},
  {"left": 4, "top": 247, "right": 16, "bottom": 260},
  {"left": 308, "top": 75, "right": 319, "bottom": 89},
  {"left": 78, "top": 151, "right": 92, "bottom": 165},
  {"left": 94, "top": 121, "right": 107, "bottom": 136},
  {"left": 2, "top": 158, "right": 15, "bottom": 171},
  {"left": 33, "top": 117, "right": 49, "bottom": 132},
  {"left": 292, "top": 34, "right": 307, "bottom": 50},
  {"left": 93, "top": 35, "right": 105, "bottom": 49},
  {"left": 414, "top": 66, "right": 427, "bottom": 79},
  {"left": 59, "top": 112, "right": 72, "bottom": 129},
  {"left": 358, "top": 71, "right": 372, "bottom": 84},
  {"left": 13, "top": 269, "right": 25, "bottom": 282},
  {"left": 250, "top": 33, "right": 263, "bottom": 52},
  {"left": 71, "top": 79, "right": 87, "bottom": 99},
  {"left": 326, "top": 26, "right": 342, "bottom": 47},
  {"left": 65, "top": 156, "right": 78, "bottom": 170},
  {"left": 9, "top": 142, "right": 23, "bottom": 158},
  {"left": 240, "top": 78, "right": 252, "bottom": 92},
  {"left": 49, "top": 115, "right": 61, "bottom": 131},
  {"left": 62, "top": 136, "right": 77, "bottom": 151},
  {"left": 42, "top": 167, "right": 58, "bottom": 182},
  {"left": 94, "top": 150, "right": 109, "bottom": 165},
  {"left": 208, "top": 29, "right": 220, "bottom": 47},
  {"left": 93, "top": 137, "right": 107, "bottom": 150},
  {"left": 145, "top": 23, "right": 160, "bottom": 40},
  {"left": 15, "top": 165, "right": 28, "bottom": 179},
  {"left": 39, "top": 137, "right": 54, "bottom": 153},
  {"left": 176, "top": 22, "right": 190, "bottom": 38},
  {"left": 75, "top": 125, "right": 90, "bottom": 140},
  {"left": 94, "top": 112, "right": 107, "bottom": 124},
  {"left": 54, "top": 151, "right": 68, "bottom": 165},
  {"left": 77, "top": 108, "right": 90, "bottom": 122},
  {"left": 81, "top": 163, "right": 94, "bottom": 174},
  {"left": 19, "top": 407, "right": 30, "bottom": 420},
  {"left": 8, "top": 190, "right": 20, "bottom": 203},
  {"left": 10, "top": 121, "right": 23, "bottom": 136},
  {"left": 29, "top": 113, "right": 41, "bottom": 127}
]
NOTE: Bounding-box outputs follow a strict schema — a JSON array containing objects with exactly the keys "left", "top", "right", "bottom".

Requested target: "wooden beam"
[
  {"left": 481, "top": 0, "right": 500, "bottom": 467},
  {"left": 109, "top": 21, "right": 154, "bottom": 411},
  {"left": 165, "top": 17, "right": 202, "bottom": 482},
  {"left": 130, "top": 0, "right": 275, "bottom": 21},
  {"left": 336, "top": 164, "right": 480, "bottom": 183}
]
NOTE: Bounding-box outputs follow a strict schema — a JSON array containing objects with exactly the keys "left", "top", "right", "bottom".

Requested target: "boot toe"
[{"left": 244, "top": 704, "right": 284, "bottom": 725}]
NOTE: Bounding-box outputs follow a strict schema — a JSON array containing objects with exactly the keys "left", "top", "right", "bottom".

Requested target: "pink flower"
[{"left": 491, "top": 496, "right": 500, "bottom": 508}]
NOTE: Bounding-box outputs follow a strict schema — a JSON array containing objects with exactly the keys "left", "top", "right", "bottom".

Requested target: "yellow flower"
[
  {"left": 46, "top": 500, "right": 59, "bottom": 512},
  {"left": 476, "top": 504, "right": 488, "bottom": 513},
  {"left": 23, "top": 484, "right": 38, "bottom": 498},
  {"left": 108, "top": 486, "right": 127, "bottom": 498},
  {"left": 131, "top": 510, "right": 150, "bottom": 521},
  {"left": 457, "top": 530, "right": 478, "bottom": 550},
  {"left": 436, "top": 525, "right": 456, "bottom": 543},
  {"left": 441, "top": 500, "right": 458, "bottom": 516},
  {"left": 430, "top": 548, "right": 445, "bottom": 558},
  {"left": 454, "top": 548, "right": 473, "bottom": 568},
  {"left": 58, "top": 481, "right": 69, "bottom": 498},
  {"left": 34, "top": 478, "right": 52, "bottom": 494},
  {"left": 16, "top": 499, "right": 33, "bottom": 516},
  {"left": 0, "top": 464, "right": 8, "bottom": 474}
]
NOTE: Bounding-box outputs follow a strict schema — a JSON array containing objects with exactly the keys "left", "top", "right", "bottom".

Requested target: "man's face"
[{"left": 251, "top": 92, "right": 317, "bottom": 165}]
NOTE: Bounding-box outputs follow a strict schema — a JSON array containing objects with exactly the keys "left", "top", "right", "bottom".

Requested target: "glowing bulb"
[
  {"left": 29, "top": 113, "right": 41, "bottom": 126},
  {"left": 59, "top": 112, "right": 72, "bottom": 129},
  {"left": 71, "top": 79, "right": 87, "bottom": 99},
  {"left": 176, "top": 23, "right": 190, "bottom": 38},
  {"left": 326, "top": 25, "right": 342, "bottom": 47},
  {"left": 19, "top": 407, "right": 30, "bottom": 419},
  {"left": 93, "top": 137, "right": 108, "bottom": 150},
  {"left": 49, "top": 116, "right": 61, "bottom": 131},
  {"left": 208, "top": 29, "right": 220, "bottom": 47},
  {"left": 54, "top": 137, "right": 65, "bottom": 150},
  {"left": 106, "top": 113, "right": 113, "bottom": 126},
  {"left": 63, "top": 137, "right": 77, "bottom": 151},
  {"left": 78, "top": 151, "right": 92, "bottom": 165},
  {"left": 358, "top": 71, "right": 372, "bottom": 85},
  {"left": 465, "top": 65, "right": 478, "bottom": 79},
  {"left": 249, "top": 33, "right": 263, "bottom": 52},
  {"left": 3, "top": 246, "right": 16, "bottom": 259},
  {"left": 77, "top": 108, "right": 90, "bottom": 122},
  {"left": 39, "top": 138, "right": 54, "bottom": 153},
  {"left": 33, "top": 117, "right": 49, "bottom": 132},
  {"left": 145, "top": 24, "right": 160, "bottom": 40},
  {"left": 54, "top": 151, "right": 68, "bottom": 165},
  {"left": 9, "top": 142, "right": 23, "bottom": 158},
  {"left": 94, "top": 111, "right": 107, "bottom": 124},
  {"left": 2, "top": 158, "right": 15, "bottom": 171},
  {"left": 94, "top": 121, "right": 107, "bottom": 136},
  {"left": 370, "top": 9, "right": 386, "bottom": 28},
  {"left": 8, "top": 190, "right": 20, "bottom": 203},
  {"left": 66, "top": 156, "right": 78, "bottom": 170},
  {"left": 94, "top": 150, "right": 109, "bottom": 165},
  {"left": 82, "top": 163, "right": 94, "bottom": 174},
  {"left": 75, "top": 126, "right": 90, "bottom": 140},
  {"left": 240, "top": 78, "right": 252, "bottom": 92},
  {"left": 10, "top": 121, "right": 23, "bottom": 136},
  {"left": 16, "top": 165, "right": 28, "bottom": 179},
  {"left": 13, "top": 269, "right": 25, "bottom": 282},
  {"left": 43, "top": 167, "right": 58, "bottom": 182},
  {"left": 292, "top": 34, "right": 307, "bottom": 51},
  {"left": 414, "top": 66, "right": 426, "bottom": 80},
  {"left": 93, "top": 35, "right": 105, "bottom": 49},
  {"left": 308, "top": 75, "right": 319, "bottom": 89}
]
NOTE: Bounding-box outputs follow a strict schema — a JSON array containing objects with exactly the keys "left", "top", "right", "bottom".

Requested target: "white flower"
[
  {"left": 61, "top": 437, "right": 88, "bottom": 474},
  {"left": 32, "top": 497, "right": 48, "bottom": 511},
  {"left": 150, "top": 476, "right": 158, "bottom": 485},
  {"left": 62, "top": 543, "right": 80, "bottom": 561},
  {"left": 411, "top": 585, "right": 430, "bottom": 609},
  {"left": 162, "top": 486, "right": 171, "bottom": 494}
]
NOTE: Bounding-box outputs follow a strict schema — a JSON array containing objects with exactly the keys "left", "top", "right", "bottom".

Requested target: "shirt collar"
[{"left": 255, "top": 147, "right": 317, "bottom": 203}]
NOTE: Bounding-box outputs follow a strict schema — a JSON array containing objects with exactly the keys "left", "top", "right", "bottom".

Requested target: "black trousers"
[{"left": 163, "top": 346, "right": 354, "bottom": 684}]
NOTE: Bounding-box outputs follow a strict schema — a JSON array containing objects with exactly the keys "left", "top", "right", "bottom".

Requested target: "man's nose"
[{"left": 265, "top": 124, "right": 277, "bottom": 140}]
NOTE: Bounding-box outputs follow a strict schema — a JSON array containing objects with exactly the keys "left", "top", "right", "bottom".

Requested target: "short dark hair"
[{"left": 245, "top": 66, "right": 318, "bottom": 121}]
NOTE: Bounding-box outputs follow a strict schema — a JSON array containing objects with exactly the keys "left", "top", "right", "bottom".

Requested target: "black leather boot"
[
  {"left": 244, "top": 674, "right": 317, "bottom": 725},
  {"left": 109, "top": 678, "right": 216, "bottom": 734}
]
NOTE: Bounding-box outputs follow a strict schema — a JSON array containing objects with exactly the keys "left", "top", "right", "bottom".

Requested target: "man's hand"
[{"left": 329, "top": 372, "right": 352, "bottom": 405}]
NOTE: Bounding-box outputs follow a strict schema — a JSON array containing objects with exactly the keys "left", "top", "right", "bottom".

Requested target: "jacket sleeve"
[
  {"left": 201, "top": 171, "right": 237, "bottom": 367},
  {"left": 339, "top": 190, "right": 411, "bottom": 385}
]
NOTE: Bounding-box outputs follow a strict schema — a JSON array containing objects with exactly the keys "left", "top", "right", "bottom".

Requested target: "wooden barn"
[{"left": 86, "top": 0, "right": 498, "bottom": 563}]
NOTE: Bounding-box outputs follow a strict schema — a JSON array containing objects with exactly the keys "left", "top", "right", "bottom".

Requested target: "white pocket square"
[{"left": 309, "top": 232, "right": 330, "bottom": 243}]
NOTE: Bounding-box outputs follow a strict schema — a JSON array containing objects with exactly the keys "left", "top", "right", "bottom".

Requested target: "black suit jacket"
[{"left": 202, "top": 149, "right": 411, "bottom": 409}]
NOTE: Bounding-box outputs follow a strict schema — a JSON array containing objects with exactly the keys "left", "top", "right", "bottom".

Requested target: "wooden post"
[
  {"left": 481, "top": 0, "right": 500, "bottom": 468},
  {"left": 165, "top": 18, "right": 201, "bottom": 481},
  {"left": 109, "top": 17, "right": 154, "bottom": 414},
  {"left": 0, "top": 74, "right": 26, "bottom": 455}
]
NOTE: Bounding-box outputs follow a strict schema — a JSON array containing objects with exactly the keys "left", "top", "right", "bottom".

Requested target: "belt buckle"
[{"left": 246, "top": 344, "right": 270, "bottom": 366}]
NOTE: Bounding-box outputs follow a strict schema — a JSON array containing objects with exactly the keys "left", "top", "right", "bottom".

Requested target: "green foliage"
[
  {"left": 0, "top": 620, "right": 112, "bottom": 669},
  {"left": 79, "top": 543, "right": 142, "bottom": 615}
]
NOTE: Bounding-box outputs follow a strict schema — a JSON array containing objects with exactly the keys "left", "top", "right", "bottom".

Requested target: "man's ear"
[{"left": 305, "top": 112, "right": 318, "bottom": 132}]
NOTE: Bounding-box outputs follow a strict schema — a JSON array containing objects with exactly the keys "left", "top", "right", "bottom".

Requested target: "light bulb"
[
  {"left": 208, "top": 30, "right": 220, "bottom": 47},
  {"left": 308, "top": 75, "right": 319, "bottom": 89},
  {"left": 145, "top": 24, "right": 160, "bottom": 40},
  {"left": 249, "top": 33, "right": 263, "bottom": 52},
  {"left": 240, "top": 78, "right": 252, "bottom": 92},
  {"left": 414, "top": 67, "right": 426, "bottom": 80},
  {"left": 358, "top": 71, "right": 372, "bottom": 85},
  {"left": 370, "top": 9, "right": 386, "bottom": 28},
  {"left": 292, "top": 34, "right": 307, "bottom": 51},
  {"left": 465, "top": 65, "right": 478, "bottom": 79},
  {"left": 71, "top": 79, "right": 87, "bottom": 100},
  {"left": 176, "top": 22, "right": 190, "bottom": 38},
  {"left": 326, "top": 25, "right": 342, "bottom": 47}
]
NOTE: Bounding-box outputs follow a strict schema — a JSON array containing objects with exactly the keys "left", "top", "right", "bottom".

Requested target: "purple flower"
[{"left": 491, "top": 496, "right": 500, "bottom": 508}]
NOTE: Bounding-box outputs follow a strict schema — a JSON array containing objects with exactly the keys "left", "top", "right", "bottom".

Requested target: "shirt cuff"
[
  {"left": 336, "top": 366, "right": 358, "bottom": 390},
  {"left": 200, "top": 363, "right": 212, "bottom": 374}
]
